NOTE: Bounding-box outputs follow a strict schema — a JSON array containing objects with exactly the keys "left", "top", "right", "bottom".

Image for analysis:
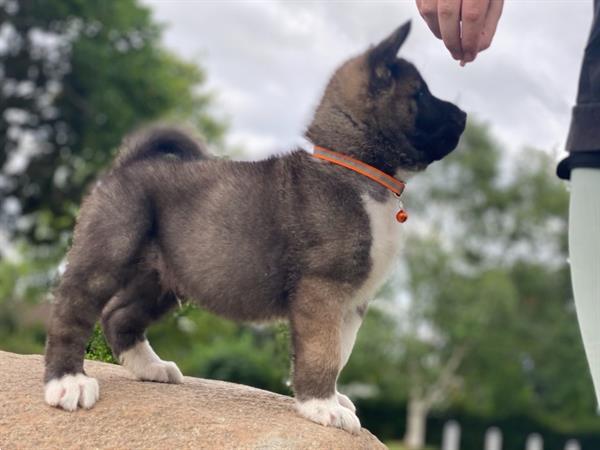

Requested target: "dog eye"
[{"left": 388, "top": 63, "right": 402, "bottom": 78}]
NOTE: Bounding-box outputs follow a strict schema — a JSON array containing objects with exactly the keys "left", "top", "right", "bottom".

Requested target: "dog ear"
[{"left": 368, "top": 21, "right": 411, "bottom": 78}]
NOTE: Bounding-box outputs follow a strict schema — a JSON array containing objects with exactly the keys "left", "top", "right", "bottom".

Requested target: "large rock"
[{"left": 0, "top": 351, "right": 386, "bottom": 449}]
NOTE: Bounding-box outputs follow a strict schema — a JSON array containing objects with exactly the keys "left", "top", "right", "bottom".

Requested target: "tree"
[
  {"left": 399, "top": 239, "right": 522, "bottom": 449},
  {"left": 1, "top": 0, "right": 225, "bottom": 247}
]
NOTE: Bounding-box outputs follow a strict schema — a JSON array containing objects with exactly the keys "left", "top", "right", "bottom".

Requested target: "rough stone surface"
[{"left": 0, "top": 351, "right": 386, "bottom": 449}]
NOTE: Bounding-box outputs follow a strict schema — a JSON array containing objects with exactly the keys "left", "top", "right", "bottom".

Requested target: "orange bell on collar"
[{"left": 396, "top": 209, "right": 408, "bottom": 223}]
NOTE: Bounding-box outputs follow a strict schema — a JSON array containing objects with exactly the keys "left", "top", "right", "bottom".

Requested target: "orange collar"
[{"left": 311, "top": 145, "right": 408, "bottom": 223}]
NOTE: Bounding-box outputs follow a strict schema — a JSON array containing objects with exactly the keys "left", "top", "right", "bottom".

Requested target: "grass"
[
  {"left": 385, "top": 441, "right": 407, "bottom": 450},
  {"left": 384, "top": 442, "right": 438, "bottom": 450}
]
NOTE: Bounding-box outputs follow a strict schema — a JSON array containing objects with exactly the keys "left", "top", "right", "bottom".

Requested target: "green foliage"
[
  {"left": 146, "top": 304, "right": 291, "bottom": 394},
  {"left": 85, "top": 324, "right": 117, "bottom": 364},
  {"left": 0, "top": 248, "right": 61, "bottom": 354},
  {"left": 385, "top": 441, "right": 435, "bottom": 450},
  {"left": 1, "top": 0, "right": 225, "bottom": 246}
]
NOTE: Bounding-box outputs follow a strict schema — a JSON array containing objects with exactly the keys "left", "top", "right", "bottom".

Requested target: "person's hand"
[{"left": 416, "top": 0, "right": 504, "bottom": 65}]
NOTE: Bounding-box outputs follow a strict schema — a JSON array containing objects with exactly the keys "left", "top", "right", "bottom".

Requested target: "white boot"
[{"left": 569, "top": 168, "right": 600, "bottom": 408}]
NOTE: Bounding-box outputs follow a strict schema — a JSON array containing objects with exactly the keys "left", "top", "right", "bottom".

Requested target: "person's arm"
[{"left": 416, "top": 0, "right": 504, "bottom": 65}]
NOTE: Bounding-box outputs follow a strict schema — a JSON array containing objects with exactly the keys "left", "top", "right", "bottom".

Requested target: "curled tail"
[{"left": 115, "top": 125, "right": 211, "bottom": 168}]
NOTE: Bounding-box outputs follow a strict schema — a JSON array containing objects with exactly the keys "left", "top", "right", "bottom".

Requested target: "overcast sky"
[{"left": 142, "top": 1, "right": 592, "bottom": 162}]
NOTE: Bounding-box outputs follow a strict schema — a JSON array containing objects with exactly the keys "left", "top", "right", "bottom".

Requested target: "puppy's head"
[{"left": 308, "top": 21, "right": 466, "bottom": 173}]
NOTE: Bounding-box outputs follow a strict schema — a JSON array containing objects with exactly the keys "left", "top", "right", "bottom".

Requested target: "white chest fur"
[{"left": 353, "top": 194, "right": 403, "bottom": 304}]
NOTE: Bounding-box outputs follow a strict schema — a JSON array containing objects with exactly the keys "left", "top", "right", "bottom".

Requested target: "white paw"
[
  {"left": 136, "top": 360, "right": 183, "bottom": 383},
  {"left": 44, "top": 373, "right": 99, "bottom": 411},
  {"left": 337, "top": 391, "right": 356, "bottom": 413},
  {"left": 120, "top": 340, "right": 183, "bottom": 384},
  {"left": 296, "top": 395, "right": 361, "bottom": 434}
]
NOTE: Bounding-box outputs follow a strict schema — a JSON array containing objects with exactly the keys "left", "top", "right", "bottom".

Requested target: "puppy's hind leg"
[
  {"left": 44, "top": 258, "right": 135, "bottom": 411},
  {"left": 290, "top": 278, "right": 361, "bottom": 434},
  {"left": 44, "top": 183, "right": 151, "bottom": 411},
  {"left": 101, "top": 270, "right": 182, "bottom": 384}
]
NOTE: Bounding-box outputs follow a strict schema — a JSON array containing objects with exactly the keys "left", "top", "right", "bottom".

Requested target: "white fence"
[{"left": 440, "top": 421, "right": 582, "bottom": 450}]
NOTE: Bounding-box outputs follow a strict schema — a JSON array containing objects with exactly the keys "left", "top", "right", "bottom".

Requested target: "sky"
[{"left": 142, "top": 1, "right": 592, "bottom": 163}]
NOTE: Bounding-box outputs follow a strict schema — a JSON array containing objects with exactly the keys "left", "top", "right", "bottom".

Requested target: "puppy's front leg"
[{"left": 290, "top": 278, "right": 361, "bottom": 434}]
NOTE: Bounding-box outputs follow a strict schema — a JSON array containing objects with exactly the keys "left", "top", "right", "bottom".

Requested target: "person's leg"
[
  {"left": 558, "top": 0, "right": 600, "bottom": 406},
  {"left": 569, "top": 167, "right": 600, "bottom": 405}
]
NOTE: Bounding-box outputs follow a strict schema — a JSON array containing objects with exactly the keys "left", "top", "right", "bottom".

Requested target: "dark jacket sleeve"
[{"left": 558, "top": 0, "right": 600, "bottom": 179}]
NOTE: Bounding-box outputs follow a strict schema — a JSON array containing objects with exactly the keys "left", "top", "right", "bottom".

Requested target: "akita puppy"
[{"left": 44, "top": 21, "right": 465, "bottom": 433}]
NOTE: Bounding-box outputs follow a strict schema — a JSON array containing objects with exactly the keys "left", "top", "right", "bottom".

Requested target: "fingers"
[
  {"left": 478, "top": 0, "right": 504, "bottom": 52},
  {"left": 460, "top": 0, "right": 489, "bottom": 64},
  {"left": 416, "top": 0, "right": 504, "bottom": 65},
  {"left": 417, "top": 0, "right": 442, "bottom": 39},
  {"left": 437, "top": 0, "right": 463, "bottom": 60}
]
